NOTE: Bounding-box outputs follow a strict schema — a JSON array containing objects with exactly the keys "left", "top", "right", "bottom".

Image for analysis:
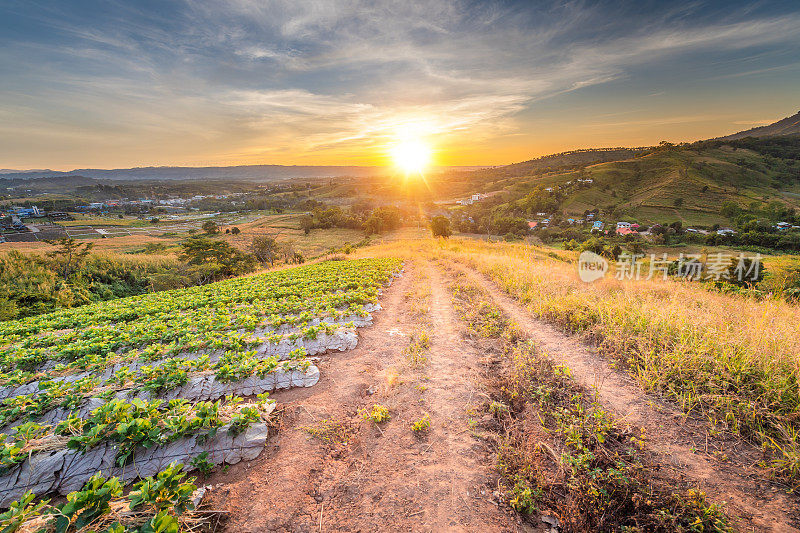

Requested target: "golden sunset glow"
[
  {"left": 390, "top": 139, "right": 432, "bottom": 175},
  {"left": 1, "top": 1, "right": 798, "bottom": 171}
]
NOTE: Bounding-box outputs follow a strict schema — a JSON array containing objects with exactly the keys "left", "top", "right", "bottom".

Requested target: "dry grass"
[{"left": 356, "top": 237, "right": 800, "bottom": 485}]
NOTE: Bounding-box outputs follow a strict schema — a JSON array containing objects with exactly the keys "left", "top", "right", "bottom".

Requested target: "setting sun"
[{"left": 390, "top": 139, "right": 431, "bottom": 174}]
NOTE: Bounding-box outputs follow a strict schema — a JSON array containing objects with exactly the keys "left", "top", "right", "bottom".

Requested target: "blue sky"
[{"left": 1, "top": 0, "right": 799, "bottom": 169}]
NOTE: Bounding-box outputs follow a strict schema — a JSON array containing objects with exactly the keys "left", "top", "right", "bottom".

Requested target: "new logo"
[{"left": 578, "top": 251, "right": 608, "bottom": 283}]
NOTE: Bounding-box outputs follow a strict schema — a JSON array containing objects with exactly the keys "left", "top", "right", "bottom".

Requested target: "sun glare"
[{"left": 391, "top": 139, "right": 431, "bottom": 175}]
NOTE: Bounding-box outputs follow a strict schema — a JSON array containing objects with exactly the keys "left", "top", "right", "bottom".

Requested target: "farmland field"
[
  {"left": 3, "top": 237, "right": 800, "bottom": 532},
  {"left": 0, "top": 258, "right": 401, "bottom": 530}
]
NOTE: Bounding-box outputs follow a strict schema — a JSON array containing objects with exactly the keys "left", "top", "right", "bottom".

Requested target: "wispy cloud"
[{"left": 1, "top": 0, "right": 799, "bottom": 167}]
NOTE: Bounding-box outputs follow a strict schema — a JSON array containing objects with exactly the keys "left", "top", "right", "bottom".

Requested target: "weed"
[
  {"left": 360, "top": 404, "right": 391, "bottom": 424},
  {"left": 302, "top": 418, "right": 353, "bottom": 445},
  {"left": 508, "top": 476, "right": 542, "bottom": 514},
  {"left": 190, "top": 451, "right": 215, "bottom": 475},
  {"left": 411, "top": 414, "right": 431, "bottom": 433},
  {"left": 488, "top": 400, "right": 509, "bottom": 417},
  {"left": 404, "top": 329, "right": 431, "bottom": 366}
]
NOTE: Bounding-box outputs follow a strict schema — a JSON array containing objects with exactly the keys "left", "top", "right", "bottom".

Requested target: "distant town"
[{"left": 0, "top": 193, "right": 248, "bottom": 242}]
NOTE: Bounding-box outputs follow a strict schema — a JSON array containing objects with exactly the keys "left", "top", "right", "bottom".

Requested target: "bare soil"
[
  {"left": 453, "top": 262, "right": 800, "bottom": 533},
  {"left": 207, "top": 263, "right": 521, "bottom": 532},
  {"left": 203, "top": 256, "right": 800, "bottom": 532}
]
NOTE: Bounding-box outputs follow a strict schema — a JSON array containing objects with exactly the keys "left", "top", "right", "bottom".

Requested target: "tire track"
[
  {"left": 421, "top": 263, "right": 518, "bottom": 532},
  {"left": 454, "top": 262, "right": 800, "bottom": 533}
]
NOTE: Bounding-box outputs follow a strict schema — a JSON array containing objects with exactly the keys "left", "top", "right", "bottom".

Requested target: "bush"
[
  {"left": 201, "top": 220, "right": 219, "bottom": 235},
  {"left": 430, "top": 216, "right": 452, "bottom": 238}
]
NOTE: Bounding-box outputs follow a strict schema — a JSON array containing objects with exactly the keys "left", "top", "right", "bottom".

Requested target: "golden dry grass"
[{"left": 355, "top": 237, "right": 800, "bottom": 483}]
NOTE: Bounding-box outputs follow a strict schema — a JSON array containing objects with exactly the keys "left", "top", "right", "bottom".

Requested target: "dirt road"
[
  {"left": 454, "top": 262, "right": 800, "bottom": 533},
  {"left": 210, "top": 263, "right": 520, "bottom": 532}
]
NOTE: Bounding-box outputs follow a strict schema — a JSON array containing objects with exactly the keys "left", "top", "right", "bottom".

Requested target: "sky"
[{"left": 1, "top": 0, "right": 799, "bottom": 170}]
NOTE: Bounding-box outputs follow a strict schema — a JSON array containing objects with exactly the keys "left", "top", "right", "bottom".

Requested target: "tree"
[
  {"left": 279, "top": 241, "right": 296, "bottom": 263},
  {"left": 430, "top": 216, "right": 452, "bottom": 238},
  {"left": 202, "top": 220, "right": 219, "bottom": 235},
  {"left": 363, "top": 215, "right": 383, "bottom": 235},
  {"left": 250, "top": 235, "right": 281, "bottom": 266},
  {"left": 371, "top": 206, "right": 402, "bottom": 231},
  {"left": 299, "top": 215, "right": 314, "bottom": 235},
  {"left": 626, "top": 240, "right": 646, "bottom": 255},
  {"left": 44, "top": 238, "right": 94, "bottom": 280},
  {"left": 179, "top": 238, "right": 255, "bottom": 282}
]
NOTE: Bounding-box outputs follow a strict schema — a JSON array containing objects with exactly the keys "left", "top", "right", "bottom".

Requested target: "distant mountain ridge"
[
  {"left": 471, "top": 147, "right": 648, "bottom": 180},
  {"left": 0, "top": 169, "right": 51, "bottom": 175},
  {"left": 1, "top": 164, "right": 486, "bottom": 182},
  {"left": 0, "top": 165, "right": 385, "bottom": 182},
  {"left": 718, "top": 110, "right": 800, "bottom": 140}
]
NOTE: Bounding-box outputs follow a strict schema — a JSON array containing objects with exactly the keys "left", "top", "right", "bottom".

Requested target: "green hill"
[
  {"left": 472, "top": 135, "right": 800, "bottom": 227},
  {"left": 472, "top": 147, "right": 647, "bottom": 178},
  {"left": 556, "top": 137, "right": 800, "bottom": 225}
]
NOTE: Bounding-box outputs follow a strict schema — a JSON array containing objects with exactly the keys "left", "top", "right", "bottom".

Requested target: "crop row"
[
  {"left": 1, "top": 395, "right": 272, "bottom": 475},
  {"left": 0, "top": 258, "right": 400, "bottom": 386},
  {"left": 0, "top": 348, "right": 313, "bottom": 428},
  {"left": 1, "top": 463, "right": 204, "bottom": 533},
  {"left": 0, "top": 316, "right": 340, "bottom": 390},
  {"left": 0, "top": 258, "right": 399, "bottom": 338}
]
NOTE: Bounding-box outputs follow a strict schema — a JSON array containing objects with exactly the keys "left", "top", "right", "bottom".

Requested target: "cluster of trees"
[
  {"left": 163, "top": 235, "right": 306, "bottom": 286},
  {"left": 176, "top": 238, "right": 256, "bottom": 284},
  {"left": 299, "top": 205, "right": 404, "bottom": 235},
  {"left": 0, "top": 231, "right": 308, "bottom": 321},
  {"left": 721, "top": 200, "right": 800, "bottom": 227},
  {"left": 452, "top": 182, "right": 592, "bottom": 238},
  {"left": 704, "top": 230, "right": 800, "bottom": 251},
  {"left": 250, "top": 236, "right": 304, "bottom": 267}
]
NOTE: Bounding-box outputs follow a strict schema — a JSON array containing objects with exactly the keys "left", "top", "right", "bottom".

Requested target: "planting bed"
[{"left": 0, "top": 258, "right": 401, "bottom": 530}]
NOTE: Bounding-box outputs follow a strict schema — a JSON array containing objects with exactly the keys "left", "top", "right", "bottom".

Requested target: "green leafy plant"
[
  {"left": 129, "top": 462, "right": 196, "bottom": 514},
  {"left": 411, "top": 414, "right": 431, "bottom": 433},
  {"left": 360, "top": 404, "right": 390, "bottom": 424},
  {"left": 0, "top": 491, "right": 49, "bottom": 532},
  {"left": 54, "top": 473, "right": 123, "bottom": 533},
  {"left": 190, "top": 451, "right": 215, "bottom": 476}
]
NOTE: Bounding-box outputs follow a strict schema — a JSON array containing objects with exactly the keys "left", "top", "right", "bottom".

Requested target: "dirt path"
[
  {"left": 421, "top": 264, "right": 518, "bottom": 531},
  {"left": 453, "top": 263, "right": 800, "bottom": 532},
  {"left": 209, "top": 262, "right": 519, "bottom": 532}
]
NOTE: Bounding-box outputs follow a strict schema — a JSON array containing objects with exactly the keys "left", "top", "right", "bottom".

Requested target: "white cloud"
[{"left": 3, "top": 0, "right": 800, "bottom": 166}]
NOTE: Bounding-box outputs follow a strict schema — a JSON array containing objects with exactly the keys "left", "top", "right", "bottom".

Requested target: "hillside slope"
[
  {"left": 562, "top": 146, "right": 797, "bottom": 225},
  {"left": 472, "top": 147, "right": 647, "bottom": 179},
  {"left": 719, "top": 110, "right": 800, "bottom": 140},
  {"left": 477, "top": 136, "right": 800, "bottom": 226}
]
